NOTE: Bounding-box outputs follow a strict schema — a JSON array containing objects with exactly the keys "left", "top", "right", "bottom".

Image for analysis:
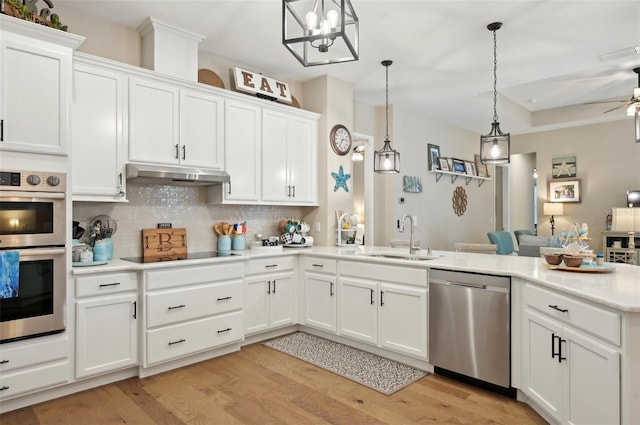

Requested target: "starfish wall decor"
[
  {"left": 552, "top": 156, "right": 577, "bottom": 178},
  {"left": 331, "top": 165, "right": 351, "bottom": 192}
]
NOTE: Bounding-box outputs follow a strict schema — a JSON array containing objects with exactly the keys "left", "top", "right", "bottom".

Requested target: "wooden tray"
[
  {"left": 142, "top": 228, "right": 187, "bottom": 262},
  {"left": 198, "top": 69, "right": 225, "bottom": 89},
  {"left": 544, "top": 263, "right": 615, "bottom": 273}
]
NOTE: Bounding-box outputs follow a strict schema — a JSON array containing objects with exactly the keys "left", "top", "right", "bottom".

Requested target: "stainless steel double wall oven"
[{"left": 0, "top": 169, "right": 67, "bottom": 343}]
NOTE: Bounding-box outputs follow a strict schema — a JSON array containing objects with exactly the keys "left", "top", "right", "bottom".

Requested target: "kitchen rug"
[{"left": 263, "top": 332, "right": 427, "bottom": 395}]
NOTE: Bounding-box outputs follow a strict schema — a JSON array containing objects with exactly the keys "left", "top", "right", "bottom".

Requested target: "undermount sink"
[{"left": 361, "top": 253, "right": 440, "bottom": 261}]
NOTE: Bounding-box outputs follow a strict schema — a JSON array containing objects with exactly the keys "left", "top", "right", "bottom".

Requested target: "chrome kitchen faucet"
[{"left": 400, "top": 214, "right": 420, "bottom": 255}]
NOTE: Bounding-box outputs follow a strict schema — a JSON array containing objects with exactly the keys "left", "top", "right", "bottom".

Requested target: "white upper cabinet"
[
  {"left": 0, "top": 15, "right": 83, "bottom": 156},
  {"left": 262, "top": 109, "right": 317, "bottom": 204},
  {"left": 72, "top": 58, "right": 127, "bottom": 201},
  {"left": 128, "top": 76, "right": 224, "bottom": 170}
]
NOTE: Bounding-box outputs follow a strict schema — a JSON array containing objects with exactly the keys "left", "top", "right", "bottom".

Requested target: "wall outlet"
[
  {"left": 315, "top": 221, "right": 321, "bottom": 232},
  {"left": 412, "top": 215, "right": 418, "bottom": 227}
]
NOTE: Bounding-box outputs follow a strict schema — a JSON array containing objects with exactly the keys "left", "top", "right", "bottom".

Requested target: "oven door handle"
[
  {"left": 11, "top": 247, "right": 66, "bottom": 256},
  {"left": 0, "top": 191, "right": 65, "bottom": 199}
]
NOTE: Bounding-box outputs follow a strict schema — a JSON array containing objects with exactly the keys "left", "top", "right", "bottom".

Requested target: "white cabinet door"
[
  {"left": 223, "top": 100, "right": 261, "bottom": 202},
  {"left": 378, "top": 283, "right": 428, "bottom": 359},
  {"left": 261, "top": 109, "right": 317, "bottom": 204},
  {"left": 128, "top": 77, "right": 179, "bottom": 165},
  {"left": 0, "top": 32, "right": 71, "bottom": 155},
  {"left": 179, "top": 89, "right": 224, "bottom": 170},
  {"left": 244, "top": 275, "right": 270, "bottom": 334},
  {"left": 522, "top": 309, "right": 564, "bottom": 423},
  {"left": 72, "top": 62, "right": 126, "bottom": 201},
  {"left": 338, "top": 277, "right": 377, "bottom": 344},
  {"left": 270, "top": 272, "right": 295, "bottom": 328},
  {"left": 287, "top": 116, "right": 316, "bottom": 204},
  {"left": 305, "top": 272, "right": 337, "bottom": 333},
  {"left": 76, "top": 293, "right": 138, "bottom": 379},
  {"left": 261, "top": 109, "right": 289, "bottom": 202},
  {"left": 565, "top": 327, "right": 619, "bottom": 425}
]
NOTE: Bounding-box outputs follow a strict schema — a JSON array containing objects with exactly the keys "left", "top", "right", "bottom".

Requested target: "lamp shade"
[{"left": 543, "top": 202, "right": 564, "bottom": 216}]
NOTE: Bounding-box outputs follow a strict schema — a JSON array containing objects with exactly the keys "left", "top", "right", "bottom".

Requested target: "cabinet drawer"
[
  {"left": 0, "top": 335, "right": 67, "bottom": 373},
  {"left": 146, "top": 262, "right": 243, "bottom": 291},
  {"left": 0, "top": 361, "right": 69, "bottom": 400},
  {"left": 146, "top": 280, "right": 244, "bottom": 328},
  {"left": 339, "top": 261, "right": 427, "bottom": 287},
  {"left": 524, "top": 283, "right": 621, "bottom": 345},
  {"left": 245, "top": 256, "right": 295, "bottom": 275},
  {"left": 76, "top": 272, "right": 137, "bottom": 298},
  {"left": 146, "top": 311, "right": 243, "bottom": 365},
  {"left": 304, "top": 257, "right": 337, "bottom": 274}
]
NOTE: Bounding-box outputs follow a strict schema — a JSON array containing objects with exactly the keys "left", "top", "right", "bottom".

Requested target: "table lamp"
[{"left": 543, "top": 203, "right": 564, "bottom": 236}]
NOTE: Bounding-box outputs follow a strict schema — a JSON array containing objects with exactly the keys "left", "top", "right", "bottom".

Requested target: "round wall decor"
[{"left": 452, "top": 186, "right": 468, "bottom": 216}]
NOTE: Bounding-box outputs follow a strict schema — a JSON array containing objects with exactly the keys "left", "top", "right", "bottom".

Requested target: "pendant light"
[
  {"left": 480, "top": 22, "right": 510, "bottom": 164},
  {"left": 374, "top": 60, "right": 400, "bottom": 173},
  {"left": 282, "top": 0, "right": 359, "bottom": 67},
  {"left": 625, "top": 67, "right": 640, "bottom": 143}
]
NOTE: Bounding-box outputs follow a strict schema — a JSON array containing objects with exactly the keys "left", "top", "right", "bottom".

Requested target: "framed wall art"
[
  {"left": 552, "top": 156, "right": 577, "bottom": 178},
  {"left": 428, "top": 144, "right": 441, "bottom": 171},
  {"left": 474, "top": 154, "right": 489, "bottom": 178},
  {"left": 403, "top": 176, "right": 423, "bottom": 193},
  {"left": 464, "top": 160, "right": 476, "bottom": 176},
  {"left": 452, "top": 158, "right": 466, "bottom": 174},
  {"left": 439, "top": 157, "right": 450, "bottom": 171},
  {"left": 548, "top": 178, "right": 581, "bottom": 203}
]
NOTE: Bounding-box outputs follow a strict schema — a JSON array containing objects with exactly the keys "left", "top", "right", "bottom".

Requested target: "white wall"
[
  {"left": 509, "top": 153, "right": 537, "bottom": 236},
  {"left": 512, "top": 119, "right": 640, "bottom": 252}
]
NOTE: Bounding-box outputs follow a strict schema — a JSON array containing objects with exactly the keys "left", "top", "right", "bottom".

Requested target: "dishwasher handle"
[{"left": 430, "top": 278, "right": 509, "bottom": 293}]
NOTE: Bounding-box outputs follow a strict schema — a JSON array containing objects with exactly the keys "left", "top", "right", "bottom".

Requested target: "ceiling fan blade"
[
  {"left": 582, "top": 99, "right": 627, "bottom": 105},
  {"left": 603, "top": 102, "right": 631, "bottom": 113}
]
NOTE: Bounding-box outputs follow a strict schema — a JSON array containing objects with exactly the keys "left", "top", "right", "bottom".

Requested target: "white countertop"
[{"left": 72, "top": 245, "right": 640, "bottom": 312}]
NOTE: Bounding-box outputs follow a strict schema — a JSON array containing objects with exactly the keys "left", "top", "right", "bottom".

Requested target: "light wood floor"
[{"left": 1, "top": 341, "right": 547, "bottom": 424}]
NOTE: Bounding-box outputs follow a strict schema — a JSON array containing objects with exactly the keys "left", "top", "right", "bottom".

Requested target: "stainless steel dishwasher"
[{"left": 429, "top": 268, "right": 511, "bottom": 389}]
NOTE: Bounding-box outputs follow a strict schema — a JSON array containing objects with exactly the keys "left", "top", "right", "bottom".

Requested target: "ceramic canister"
[
  {"left": 93, "top": 240, "right": 109, "bottom": 261},
  {"left": 218, "top": 235, "right": 231, "bottom": 251}
]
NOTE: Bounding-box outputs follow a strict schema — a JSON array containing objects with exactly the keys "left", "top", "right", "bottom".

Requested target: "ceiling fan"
[{"left": 585, "top": 67, "right": 640, "bottom": 114}]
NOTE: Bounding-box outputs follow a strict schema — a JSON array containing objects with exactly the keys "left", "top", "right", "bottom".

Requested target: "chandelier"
[
  {"left": 480, "top": 22, "right": 510, "bottom": 164},
  {"left": 282, "top": 0, "right": 359, "bottom": 67}
]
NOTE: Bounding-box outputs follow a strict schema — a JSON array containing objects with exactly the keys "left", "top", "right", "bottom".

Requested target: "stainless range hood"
[{"left": 126, "top": 164, "right": 230, "bottom": 186}]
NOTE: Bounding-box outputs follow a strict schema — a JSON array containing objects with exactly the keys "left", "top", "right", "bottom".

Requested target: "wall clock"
[{"left": 329, "top": 124, "right": 352, "bottom": 156}]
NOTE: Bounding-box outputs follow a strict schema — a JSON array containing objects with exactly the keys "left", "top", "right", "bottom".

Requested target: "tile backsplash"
[{"left": 73, "top": 183, "right": 303, "bottom": 257}]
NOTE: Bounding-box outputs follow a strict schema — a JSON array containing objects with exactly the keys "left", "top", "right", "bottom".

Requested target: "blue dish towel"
[{"left": 0, "top": 250, "right": 20, "bottom": 299}]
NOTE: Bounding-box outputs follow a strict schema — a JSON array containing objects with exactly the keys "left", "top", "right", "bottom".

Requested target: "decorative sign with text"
[{"left": 233, "top": 67, "right": 292, "bottom": 104}]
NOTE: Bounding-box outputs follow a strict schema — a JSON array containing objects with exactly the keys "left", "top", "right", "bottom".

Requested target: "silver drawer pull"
[
  {"left": 217, "top": 328, "right": 232, "bottom": 334},
  {"left": 548, "top": 304, "right": 568, "bottom": 313},
  {"left": 168, "top": 304, "right": 186, "bottom": 310},
  {"left": 168, "top": 339, "right": 186, "bottom": 346},
  {"left": 99, "top": 282, "right": 121, "bottom": 287},
  {"left": 217, "top": 296, "right": 232, "bottom": 301}
]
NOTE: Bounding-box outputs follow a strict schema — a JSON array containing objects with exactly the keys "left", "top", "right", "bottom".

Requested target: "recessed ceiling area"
[{"left": 57, "top": 0, "right": 640, "bottom": 135}]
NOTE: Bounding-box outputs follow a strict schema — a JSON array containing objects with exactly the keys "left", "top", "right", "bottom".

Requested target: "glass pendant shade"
[
  {"left": 374, "top": 139, "right": 400, "bottom": 173},
  {"left": 635, "top": 107, "right": 640, "bottom": 143},
  {"left": 480, "top": 122, "right": 510, "bottom": 164},
  {"left": 282, "top": 0, "right": 359, "bottom": 67}
]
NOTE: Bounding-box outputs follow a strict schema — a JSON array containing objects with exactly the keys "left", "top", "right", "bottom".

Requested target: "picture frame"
[
  {"left": 452, "top": 158, "right": 466, "bottom": 174},
  {"left": 474, "top": 154, "right": 489, "bottom": 178},
  {"left": 552, "top": 156, "right": 577, "bottom": 178},
  {"left": 428, "top": 144, "right": 441, "bottom": 171},
  {"left": 548, "top": 178, "right": 581, "bottom": 203},
  {"left": 464, "top": 160, "right": 476, "bottom": 176},
  {"left": 439, "top": 157, "right": 450, "bottom": 171},
  {"left": 402, "top": 176, "right": 423, "bottom": 193}
]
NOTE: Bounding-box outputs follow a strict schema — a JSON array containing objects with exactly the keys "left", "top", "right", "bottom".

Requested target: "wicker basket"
[{"left": 2, "top": 1, "right": 57, "bottom": 29}]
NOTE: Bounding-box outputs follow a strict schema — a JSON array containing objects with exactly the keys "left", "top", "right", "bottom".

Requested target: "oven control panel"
[{"left": 0, "top": 170, "right": 66, "bottom": 192}]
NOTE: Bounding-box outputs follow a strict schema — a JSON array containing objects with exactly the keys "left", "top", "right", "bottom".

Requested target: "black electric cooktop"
[{"left": 120, "top": 251, "right": 241, "bottom": 263}]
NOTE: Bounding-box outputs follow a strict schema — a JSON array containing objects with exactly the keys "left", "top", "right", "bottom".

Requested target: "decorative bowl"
[
  {"left": 544, "top": 253, "right": 564, "bottom": 265},
  {"left": 563, "top": 255, "right": 583, "bottom": 268}
]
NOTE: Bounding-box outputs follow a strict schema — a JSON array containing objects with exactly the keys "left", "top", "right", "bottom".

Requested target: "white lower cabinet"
[
  {"left": 244, "top": 256, "right": 295, "bottom": 334},
  {"left": 0, "top": 334, "right": 69, "bottom": 400},
  {"left": 522, "top": 283, "right": 620, "bottom": 424},
  {"left": 303, "top": 257, "right": 337, "bottom": 333},
  {"left": 143, "top": 262, "right": 244, "bottom": 367},
  {"left": 338, "top": 261, "right": 428, "bottom": 359},
  {"left": 75, "top": 272, "right": 138, "bottom": 379}
]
